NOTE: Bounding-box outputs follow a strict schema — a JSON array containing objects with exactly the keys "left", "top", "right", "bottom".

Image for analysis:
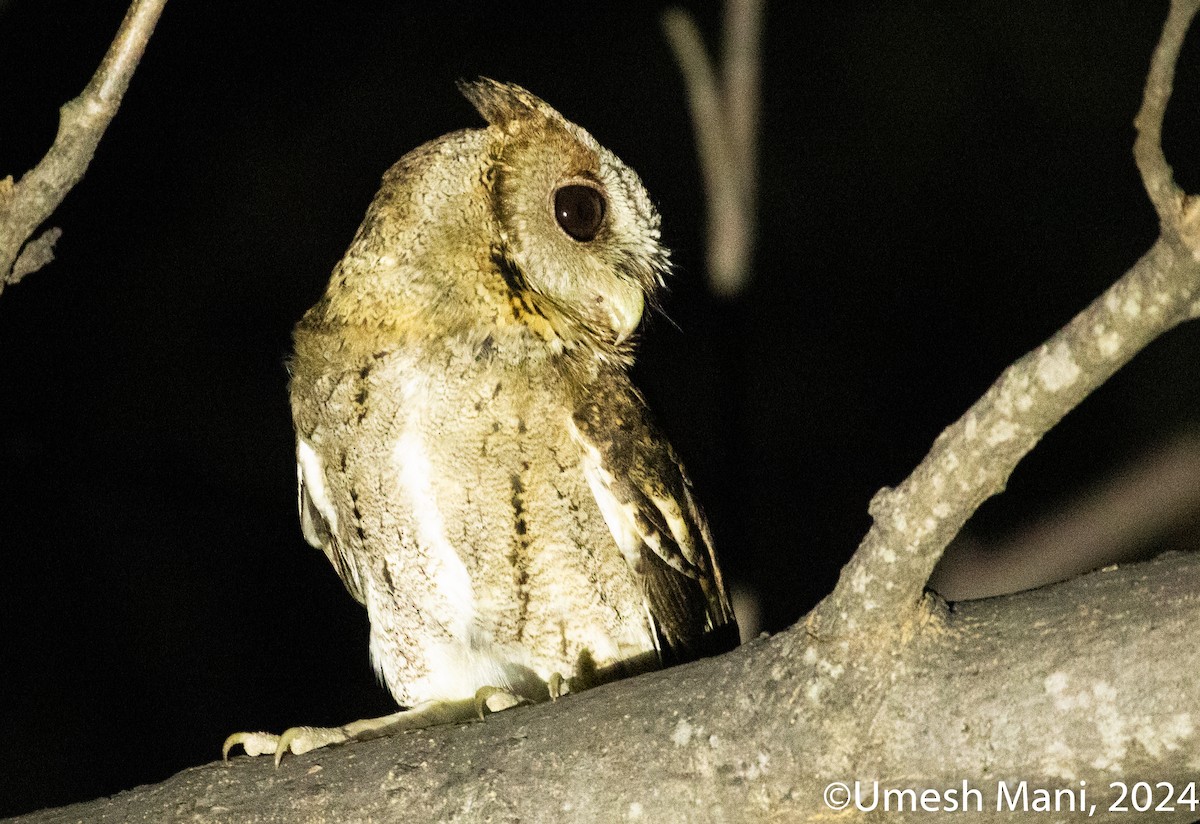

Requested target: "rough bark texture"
[{"left": 12, "top": 551, "right": 1198, "bottom": 823}]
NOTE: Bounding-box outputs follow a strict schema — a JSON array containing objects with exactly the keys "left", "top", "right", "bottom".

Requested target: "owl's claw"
[
  {"left": 226, "top": 677, "right": 575, "bottom": 764},
  {"left": 274, "top": 725, "right": 349, "bottom": 766},
  {"left": 473, "top": 685, "right": 529, "bottom": 719},
  {"left": 222, "top": 730, "right": 279, "bottom": 761},
  {"left": 222, "top": 699, "right": 490, "bottom": 766},
  {"left": 222, "top": 725, "right": 349, "bottom": 766}
]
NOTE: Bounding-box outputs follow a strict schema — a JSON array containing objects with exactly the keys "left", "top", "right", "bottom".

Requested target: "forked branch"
[
  {"left": 662, "top": 0, "right": 763, "bottom": 298},
  {"left": 814, "top": 0, "right": 1200, "bottom": 637}
]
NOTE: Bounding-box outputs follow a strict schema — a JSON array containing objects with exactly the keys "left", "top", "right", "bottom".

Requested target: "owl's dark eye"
[{"left": 553, "top": 184, "right": 606, "bottom": 242}]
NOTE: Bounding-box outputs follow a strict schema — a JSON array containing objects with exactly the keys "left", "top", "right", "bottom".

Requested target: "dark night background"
[{"left": 3, "top": 0, "right": 1200, "bottom": 817}]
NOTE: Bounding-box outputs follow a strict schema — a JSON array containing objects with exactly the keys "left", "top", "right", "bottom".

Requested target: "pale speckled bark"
[{"left": 12, "top": 551, "right": 1199, "bottom": 824}]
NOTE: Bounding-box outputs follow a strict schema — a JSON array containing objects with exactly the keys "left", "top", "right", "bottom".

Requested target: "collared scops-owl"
[{"left": 225, "top": 79, "right": 737, "bottom": 762}]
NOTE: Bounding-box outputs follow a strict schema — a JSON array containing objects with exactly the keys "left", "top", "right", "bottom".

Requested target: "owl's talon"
[
  {"left": 223, "top": 702, "right": 486, "bottom": 766},
  {"left": 474, "top": 685, "right": 526, "bottom": 719},
  {"left": 222, "top": 725, "right": 349, "bottom": 766},
  {"left": 276, "top": 724, "right": 350, "bottom": 765},
  {"left": 222, "top": 730, "right": 280, "bottom": 761}
]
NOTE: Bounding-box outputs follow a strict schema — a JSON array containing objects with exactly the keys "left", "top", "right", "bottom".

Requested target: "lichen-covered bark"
[{"left": 13, "top": 551, "right": 1198, "bottom": 824}]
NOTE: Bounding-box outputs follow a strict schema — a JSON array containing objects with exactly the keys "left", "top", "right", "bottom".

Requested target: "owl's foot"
[
  {"left": 473, "top": 685, "right": 532, "bottom": 718},
  {"left": 222, "top": 697, "right": 482, "bottom": 766},
  {"left": 222, "top": 726, "right": 349, "bottom": 766}
]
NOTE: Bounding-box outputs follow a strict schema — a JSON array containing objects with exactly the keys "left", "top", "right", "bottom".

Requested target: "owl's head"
[
  {"left": 460, "top": 78, "right": 669, "bottom": 351},
  {"left": 321, "top": 80, "right": 670, "bottom": 359}
]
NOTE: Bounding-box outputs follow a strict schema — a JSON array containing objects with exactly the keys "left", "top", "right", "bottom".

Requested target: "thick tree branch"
[
  {"left": 0, "top": 0, "right": 166, "bottom": 296},
  {"left": 12, "top": 552, "right": 1199, "bottom": 824}
]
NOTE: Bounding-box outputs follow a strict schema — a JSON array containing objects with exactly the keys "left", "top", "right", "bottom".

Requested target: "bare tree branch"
[
  {"left": 9, "top": 226, "right": 63, "bottom": 286},
  {"left": 813, "top": 0, "right": 1200, "bottom": 639},
  {"left": 722, "top": 0, "right": 762, "bottom": 193},
  {"left": 1134, "top": 0, "right": 1194, "bottom": 228},
  {"left": 663, "top": 0, "right": 763, "bottom": 298},
  {"left": 0, "top": 0, "right": 167, "bottom": 297}
]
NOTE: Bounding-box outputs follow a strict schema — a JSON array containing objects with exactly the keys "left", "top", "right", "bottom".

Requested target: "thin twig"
[
  {"left": 0, "top": 0, "right": 167, "bottom": 297},
  {"left": 663, "top": 1, "right": 763, "bottom": 298},
  {"left": 1133, "top": 0, "right": 1196, "bottom": 228},
  {"left": 723, "top": 0, "right": 763, "bottom": 208},
  {"left": 813, "top": 0, "right": 1200, "bottom": 637}
]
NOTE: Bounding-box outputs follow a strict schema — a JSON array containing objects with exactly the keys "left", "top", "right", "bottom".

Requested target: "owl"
[{"left": 224, "top": 79, "right": 737, "bottom": 762}]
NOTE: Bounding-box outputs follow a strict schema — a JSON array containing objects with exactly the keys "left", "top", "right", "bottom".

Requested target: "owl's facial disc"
[
  {"left": 548, "top": 179, "right": 644, "bottom": 344},
  {"left": 463, "top": 78, "right": 665, "bottom": 350}
]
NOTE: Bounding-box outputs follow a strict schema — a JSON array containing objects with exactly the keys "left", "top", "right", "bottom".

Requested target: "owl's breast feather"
[{"left": 327, "top": 350, "right": 654, "bottom": 704}]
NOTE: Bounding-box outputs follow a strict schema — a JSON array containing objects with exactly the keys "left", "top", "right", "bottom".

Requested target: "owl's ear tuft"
[{"left": 458, "top": 77, "right": 564, "bottom": 135}]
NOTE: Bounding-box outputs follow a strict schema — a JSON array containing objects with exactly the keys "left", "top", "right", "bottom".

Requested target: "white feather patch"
[
  {"left": 570, "top": 419, "right": 642, "bottom": 569},
  {"left": 650, "top": 493, "right": 699, "bottom": 566},
  {"left": 296, "top": 438, "right": 338, "bottom": 537},
  {"left": 391, "top": 428, "right": 476, "bottom": 643}
]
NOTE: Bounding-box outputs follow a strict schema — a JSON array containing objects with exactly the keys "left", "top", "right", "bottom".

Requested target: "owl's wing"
[
  {"left": 571, "top": 383, "right": 737, "bottom": 661},
  {"left": 295, "top": 437, "right": 367, "bottom": 605}
]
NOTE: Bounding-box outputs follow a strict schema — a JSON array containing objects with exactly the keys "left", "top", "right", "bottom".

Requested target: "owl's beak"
[{"left": 607, "top": 288, "right": 644, "bottom": 346}]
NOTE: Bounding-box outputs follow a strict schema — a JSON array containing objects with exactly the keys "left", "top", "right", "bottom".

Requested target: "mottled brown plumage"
[{"left": 225, "top": 79, "right": 736, "bottom": 761}]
